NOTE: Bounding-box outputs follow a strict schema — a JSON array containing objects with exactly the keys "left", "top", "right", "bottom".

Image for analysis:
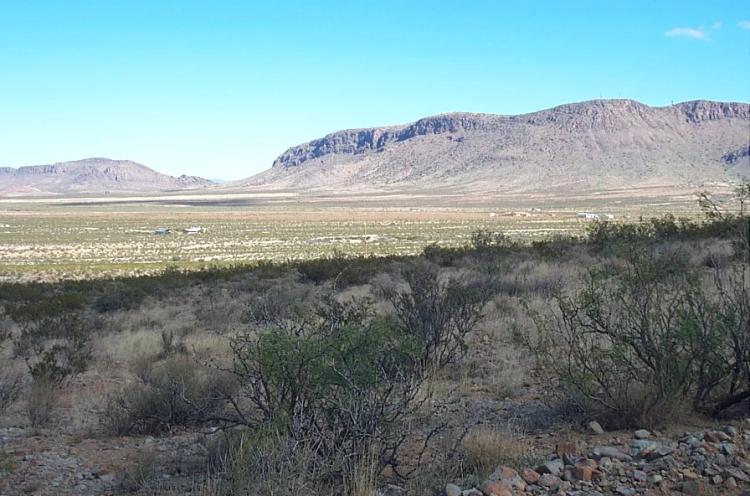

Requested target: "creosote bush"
[
  {"left": 379, "top": 261, "right": 494, "bottom": 370},
  {"left": 13, "top": 314, "right": 92, "bottom": 385},
  {"left": 524, "top": 243, "right": 749, "bottom": 427},
  {"left": 105, "top": 354, "right": 236, "bottom": 435},
  {"left": 217, "top": 263, "right": 491, "bottom": 491}
]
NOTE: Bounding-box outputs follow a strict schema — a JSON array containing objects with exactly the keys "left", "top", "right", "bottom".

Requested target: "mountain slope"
[
  {"left": 246, "top": 99, "right": 750, "bottom": 192},
  {"left": 0, "top": 158, "right": 213, "bottom": 196}
]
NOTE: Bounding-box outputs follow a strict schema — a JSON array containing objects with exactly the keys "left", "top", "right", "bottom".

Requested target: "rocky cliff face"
[
  {"left": 257, "top": 99, "right": 749, "bottom": 192},
  {"left": 0, "top": 158, "right": 213, "bottom": 195},
  {"left": 272, "top": 100, "right": 750, "bottom": 170}
]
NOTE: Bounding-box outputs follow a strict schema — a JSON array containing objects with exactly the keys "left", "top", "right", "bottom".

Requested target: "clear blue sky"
[{"left": 1, "top": 1, "right": 749, "bottom": 179}]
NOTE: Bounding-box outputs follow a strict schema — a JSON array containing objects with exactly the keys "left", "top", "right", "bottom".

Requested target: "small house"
[
  {"left": 183, "top": 226, "right": 204, "bottom": 234},
  {"left": 154, "top": 227, "right": 171, "bottom": 235}
]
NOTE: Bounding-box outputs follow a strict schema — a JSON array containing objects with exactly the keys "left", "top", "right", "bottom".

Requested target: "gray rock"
[
  {"left": 649, "top": 474, "right": 663, "bottom": 484},
  {"left": 588, "top": 421, "right": 605, "bottom": 435},
  {"left": 536, "top": 459, "right": 564, "bottom": 476},
  {"left": 592, "top": 446, "right": 633, "bottom": 462},
  {"left": 634, "top": 429, "right": 650, "bottom": 439},
  {"left": 631, "top": 470, "right": 647, "bottom": 482},
  {"left": 681, "top": 480, "right": 706, "bottom": 496},
  {"left": 724, "top": 467, "right": 749, "bottom": 482},
  {"left": 614, "top": 486, "right": 636, "bottom": 496},
  {"left": 720, "top": 443, "right": 735, "bottom": 456},
  {"left": 376, "top": 484, "right": 403, "bottom": 496},
  {"left": 630, "top": 439, "right": 658, "bottom": 458},
  {"left": 445, "top": 483, "right": 462, "bottom": 496},
  {"left": 539, "top": 473, "right": 562, "bottom": 488},
  {"left": 722, "top": 425, "right": 738, "bottom": 437},
  {"left": 653, "top": 446, "right": 676, "bottom": 459}
]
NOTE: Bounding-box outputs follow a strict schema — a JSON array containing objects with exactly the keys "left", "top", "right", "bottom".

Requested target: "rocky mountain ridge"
[
  {"left": 255, "top": 99, "right": 750, "bottom": 193},
  {"left": 0, "top": 158, "right": 212, "bottom": 195}
]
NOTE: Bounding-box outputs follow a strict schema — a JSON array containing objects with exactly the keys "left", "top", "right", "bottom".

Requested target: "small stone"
[
  {"left": 682, "top": 469, "right": 700, "bottom": 480},
  {"left": 479, "top": 481, "right": 511, "bottom": 496},
  {"left": 631, "top": 470, "right": 647, "bottom": 482},
  {"left": 588, "top": 421, "right": 605, "bottom": 435},
  {"left": 573, "top": 464, "right": 594, "bottom": 482},
  {"left": 494, "top": 466, "right": 517, "bottom": 480},
  {"left": 722, "top": 425, "right": 738, "bottom": 437},
  {"left": 724, "top": 468, "right": 749, "bottom": 483},
  {"left": 704, "top": 431, "right": 730, "bottom": 443},
  {"left": 681, "top": 480, "right": 706, "bottom": 495},
  {"left": 720, "top": 443, "right": 736, "bottom": 456},
  {"left": 614, "top": 486, "right": 636, "bottom": 496},
  {"left": 445, "top": 483, "right": 462, "bottom": 496},
  {"left": 521, "top": 468, "right": 540, "bottom": 485},
  {"left": 634, "top": 429, "right": 650, "bottom": 439},
  {"left": 726, "top": 477, "right": 737, "bottom": 489},
  {"left": 488, "top": 465, "right": 524, "bottom": 490},
  {"left": 462, "top": 490, "right": 483, "bottom": 496},
  {"left": 539, "top": 473, "right": 561, "bottom": 488},
  {"left": 709, "top": 475, "right": 723, "bottom": 485},
  {"left": 592, "top": 447, "right": 632, "bottom": 462},
  {"left": 649, "top": 474, "right": 663, "bottom": 484},
  {"left": 651, "top": 446, "right": 675, "bottom": 459},
  {"left": 377, "top": 485, "right": 403, "bottom": 496},
  {"left": 536, "top": 459, "right": 564, "bottom": 477},
  {"left": 630, "top": 439, "right": 658, "bottom": 458}
]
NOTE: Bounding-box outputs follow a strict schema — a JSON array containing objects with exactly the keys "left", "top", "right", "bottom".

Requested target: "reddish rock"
[
  {"left": 522, "top": 468, "right": 540, "bottom": 484},
  {"left": 479, "top": 481, "right": 511, "bottom": 496},
  {"left": 495, "top": 466, "right": 518, "bottom": 480},
  {"left": 704, "top": 431, "right": 730, "bottom": 443},
  {"left": 573, "top": 464, "right": 594, "bottom": 482}
]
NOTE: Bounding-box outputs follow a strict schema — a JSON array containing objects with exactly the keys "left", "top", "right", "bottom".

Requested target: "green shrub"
[
  {"left": 523, "top": 244, "right": 748, "bottom": 427},
  {"left": 13, "top": 314, "right": 92, "bottom": 385},
  {"left": 230, "top": 295, "right": 423, "bottom": 482},
  {"left": 93, "top": 284, "right": 146, "bottom": 313},
  {"left": 224, "top": 264, "right": 492, "bottom": 489}
]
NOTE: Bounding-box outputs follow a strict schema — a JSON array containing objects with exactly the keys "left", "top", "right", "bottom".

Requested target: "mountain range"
[
  {"left": 0, "top": 158, "right": 212, "bottom": 196},
  {"left": 1, "top": 99, "right": 748, "bottom": 196},
  {"left": 246, "top": 99, "right": 749, "bottom": 193}
]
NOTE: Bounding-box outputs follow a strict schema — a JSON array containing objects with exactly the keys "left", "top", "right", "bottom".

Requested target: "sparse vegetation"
[{"left": 0, "top": 188, "right": 748, "bottom": 494}]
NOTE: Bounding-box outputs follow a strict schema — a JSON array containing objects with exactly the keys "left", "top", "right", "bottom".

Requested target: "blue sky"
[{"left": 1, "top": 1, "right": 749, "bottom": 179}]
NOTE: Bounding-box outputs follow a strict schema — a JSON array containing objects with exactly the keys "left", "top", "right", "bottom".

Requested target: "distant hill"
[
  {"left": 243, "top": 99, "right": 750, "bottom": 193},
  {"left": 0, "top": 158, "right": 213, "bottom": 196}
]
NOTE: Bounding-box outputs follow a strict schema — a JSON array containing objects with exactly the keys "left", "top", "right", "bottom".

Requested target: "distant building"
[
  {"left": 183, "top": 226, "right": 204, "bottom": 234},
  {"left": 576, "top": 212, "right": 601, "bottom": 221},
  {"left": 154, "top": 227, "right": 171, "bottom": 235}
]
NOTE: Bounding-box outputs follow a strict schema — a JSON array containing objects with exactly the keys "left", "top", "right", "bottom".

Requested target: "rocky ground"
[
  {"left": 0, "top": 428, "right": 206, "bottom": 495},
  {"left": 438, "top": 422, "right": 750, "bottom": 496},
  {"left": 3, "top": 410, "right": 748, "bottom": 495}
]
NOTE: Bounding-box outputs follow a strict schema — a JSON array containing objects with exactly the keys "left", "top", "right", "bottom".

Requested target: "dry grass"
[{"left": 461, "top": 427, "right": 541, "bottom": 476}]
